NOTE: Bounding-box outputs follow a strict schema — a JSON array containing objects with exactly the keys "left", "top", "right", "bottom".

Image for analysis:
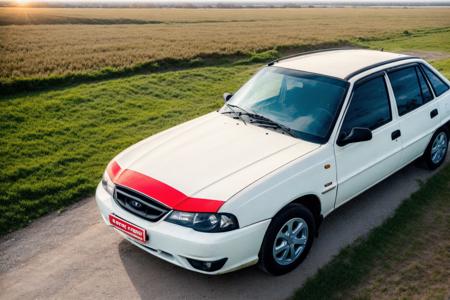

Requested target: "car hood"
[{"left": 113, "top": 112, "right": 319, "bottom": 208}]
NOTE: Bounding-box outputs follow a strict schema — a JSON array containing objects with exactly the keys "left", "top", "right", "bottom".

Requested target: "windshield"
[{"left": 221, "top": 66, "right": 349, "bottom": 143}]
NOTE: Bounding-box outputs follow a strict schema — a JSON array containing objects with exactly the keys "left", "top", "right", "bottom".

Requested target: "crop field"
[{"left": 1, "top": 7, "right": 450, "bottom": 82}]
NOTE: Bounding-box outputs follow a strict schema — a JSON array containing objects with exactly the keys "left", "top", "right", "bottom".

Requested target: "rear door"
[
  {"left": 386, "top": 64, "right": 441, "bottom": 165},
  {"left": 334, "top": 72, "right": 404, "bottom": 208},
  {"left": 421, "top": 63, "right": 450, "bottom": 124}
]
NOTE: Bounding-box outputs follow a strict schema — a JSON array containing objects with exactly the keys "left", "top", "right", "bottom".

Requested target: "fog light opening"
[{"left": 186, "top": 257, "right": 228, "bottom": 272}]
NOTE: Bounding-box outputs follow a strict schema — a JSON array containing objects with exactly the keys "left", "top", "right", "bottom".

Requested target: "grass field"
[
  {"left": 0, "top": 64, "right": 257, "bottom": 235},
  {"left": 1, "top": 26, "right": 449, "bottom": 236},
  {"left": 363, "top": 27, "right": 450, "bottom": 54},
  {"left": 1, "top": 7, "right": 450, "bottom": 82}
]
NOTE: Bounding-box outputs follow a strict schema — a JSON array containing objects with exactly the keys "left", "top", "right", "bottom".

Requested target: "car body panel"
[{"left": 220, "top": 145, "right": 337, "bottom": 227}]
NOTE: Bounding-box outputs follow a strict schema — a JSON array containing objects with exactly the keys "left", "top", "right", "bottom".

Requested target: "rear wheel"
[
  {"left": 259, "top": 203, "right": 315, "bottom": 275},
  {"left": 423, "top": 128, "right": 448, "bottom": 170}
]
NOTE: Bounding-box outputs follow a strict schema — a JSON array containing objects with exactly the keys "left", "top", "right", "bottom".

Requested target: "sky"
[
  {"left": 4, "top": 0, "right": 450, "bottom": 2},
  {"left": 3, "top": 0, "right": 450, "bottom": 5}
]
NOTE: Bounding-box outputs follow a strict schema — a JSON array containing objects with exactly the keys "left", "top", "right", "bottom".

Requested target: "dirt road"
[{"left": 0, "top": 158, "right": 447, "bottom": 300}]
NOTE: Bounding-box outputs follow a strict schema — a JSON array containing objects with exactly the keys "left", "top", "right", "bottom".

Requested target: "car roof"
[{"left": 273, "top": 49, "right": 414, "bottom": 80}]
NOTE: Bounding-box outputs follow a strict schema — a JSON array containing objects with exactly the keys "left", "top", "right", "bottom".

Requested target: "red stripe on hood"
[
  {"left": 107, "top": 161, "right": 224, "bottom": 213},
  {"left": 107, "top": 161, "right": 121, "bottom": 179}
]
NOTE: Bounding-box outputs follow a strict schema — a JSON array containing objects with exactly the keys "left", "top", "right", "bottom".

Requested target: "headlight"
[
  {"left": 101, "top": 171, "right": 115, "bottom": 195},
  {"left": 166, "top": 211, "right": 239, "bottom": 232}
]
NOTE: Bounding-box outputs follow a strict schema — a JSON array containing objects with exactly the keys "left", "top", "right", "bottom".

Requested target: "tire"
[
  {"left": 258, "top": 203, "right": 315, "bottom": 276},
  {"left": 423, "top": 128, "right": 448, "bottom": 170}
]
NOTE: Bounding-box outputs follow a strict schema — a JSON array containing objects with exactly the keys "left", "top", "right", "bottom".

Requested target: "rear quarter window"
[
  {"left": 421, "top": 64, "right": 449, "bottom": 97},
  {"left": 416, "top": 66, "right": 433, "bottom": 103}
]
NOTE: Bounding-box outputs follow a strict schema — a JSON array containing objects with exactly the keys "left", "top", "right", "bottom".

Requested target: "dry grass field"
[
  {"left": 1, "top": 7, "right": 447, "bottom": 25},
  {"left": 1, "top": 7, "right": 450, "bottom": 80}
]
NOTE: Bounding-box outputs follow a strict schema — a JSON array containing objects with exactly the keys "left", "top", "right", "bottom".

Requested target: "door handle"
[
  {"left": 391, "top": 130, "right": 401, "bottom": 140},
  {"left": 430, "top": 109, "right": 438, "bottom": 119}
]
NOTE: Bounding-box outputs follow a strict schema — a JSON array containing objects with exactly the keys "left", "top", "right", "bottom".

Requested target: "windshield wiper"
[
  {"left": 225, "top": 103, "right": 252, "bottom": 115},
  {"left": 248, "top": 115, "right": 295, "bottom": 137},
  {"left": 222, "top": 104, "right": 294, "bottom": 137},
  {"left": 221, "top": 103, "right": 247, "bottom": 125},
  {"left": 237, "top": 111, "right": 295, "bottom": 137}
]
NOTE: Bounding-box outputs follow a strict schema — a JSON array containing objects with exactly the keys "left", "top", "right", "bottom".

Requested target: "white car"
[{"left": 96, "top": 49, "right": 450, "bottom": 275}]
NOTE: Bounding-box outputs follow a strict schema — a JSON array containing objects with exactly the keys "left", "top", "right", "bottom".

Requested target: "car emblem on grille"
[
  {"left": 114, "top": 186, "right": 168, "bottom": 221},
  {"left": 130, "top": 200, "right": 143, "bottom": 209}
]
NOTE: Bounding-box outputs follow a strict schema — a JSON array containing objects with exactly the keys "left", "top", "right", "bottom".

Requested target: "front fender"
[{"left": 220, "top": 145, "right": 336, "bottom": 228}]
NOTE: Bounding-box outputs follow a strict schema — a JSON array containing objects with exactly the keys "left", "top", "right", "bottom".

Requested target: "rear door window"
[
  {"left": 421, "top": 64, "right": 449, "bottom": 97},
  {"left": 388, "top": 66, "right": 428, "bottom": 116}
]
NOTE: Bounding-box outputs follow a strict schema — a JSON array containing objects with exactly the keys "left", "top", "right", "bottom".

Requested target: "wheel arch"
[
  {"left": 258, "top": 193, "right": 321, "bottom": 274},
  {"left": 285, "top": 194, "right": 323, "bottom": 236}
]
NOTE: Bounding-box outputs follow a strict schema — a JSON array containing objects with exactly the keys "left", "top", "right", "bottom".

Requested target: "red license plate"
[{"left": 109, "top": 214, "right": 147, "bottom": 243}]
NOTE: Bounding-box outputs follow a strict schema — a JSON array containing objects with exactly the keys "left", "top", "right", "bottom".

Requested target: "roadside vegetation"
[
  {"left": 0, "top": 65, "right": 258, "bottom": 235},
  {"left": 362, "top": 27, "right": 450, "bottom": 54},
  {"left": 1, "top": 7, "right": 449, "bottom": 86},
  {"left": 293, "top": 163, "right": 450, "bottom": 300}
]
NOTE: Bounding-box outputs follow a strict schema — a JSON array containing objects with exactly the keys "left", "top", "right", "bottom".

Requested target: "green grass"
[
  {"left": 292, "top": 164, "right": 450, "bottom": 300},
  {"left": 355, "top": 27, "right": 450, "bottom": 79},
  {"left": 359, "top": 27, "right": 450, "bottom": 53},
  {"left": 427, "top": 59, "right": 450, "bottom": 78},
  {"left": 0, "top": 64, "right": 258, "bottom": 235}
]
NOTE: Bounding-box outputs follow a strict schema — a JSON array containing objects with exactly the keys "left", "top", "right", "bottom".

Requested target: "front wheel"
[
  {"left": 258, "top": 204, "right": 315, "bottom": 275},
  {"left": 423, "top": 128, "right": 448, "bottom": 170}
]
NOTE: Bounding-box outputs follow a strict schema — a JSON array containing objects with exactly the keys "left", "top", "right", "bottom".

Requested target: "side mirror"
[
  {"left": 337, "top": 127, "right": 372, "bottom": 147},
  {"left": 223, "top": 92, "right": 233, "bottom": 102}
]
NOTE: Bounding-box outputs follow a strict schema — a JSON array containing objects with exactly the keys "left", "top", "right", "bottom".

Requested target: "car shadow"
[
  {"left": 117, "top": 239, "right": 272, "bottom": 299},
  {"left": 118, "top": 157, "right": 447, "bottom": 300}
]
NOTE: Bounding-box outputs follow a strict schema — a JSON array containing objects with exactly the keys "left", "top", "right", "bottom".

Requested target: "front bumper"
[{"left": 95, "top": 182, "right": 270, "bottom": 274}]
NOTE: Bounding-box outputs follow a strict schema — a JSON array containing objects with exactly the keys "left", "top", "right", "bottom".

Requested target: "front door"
[{"left": 334, "top": 72, "right": 403, "bottom": 208}]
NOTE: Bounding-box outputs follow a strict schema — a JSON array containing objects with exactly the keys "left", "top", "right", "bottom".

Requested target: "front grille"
[{"left": 114, "top": 185, "right": 170, "bottom": 222}]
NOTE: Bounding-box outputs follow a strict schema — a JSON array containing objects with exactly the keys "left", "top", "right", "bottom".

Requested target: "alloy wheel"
[
  {"left": 272, "top": 217, "right": 309, "bottom": 266},
  {"left": 431, "top": 132, "right": 448, "bottom": 164}
]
